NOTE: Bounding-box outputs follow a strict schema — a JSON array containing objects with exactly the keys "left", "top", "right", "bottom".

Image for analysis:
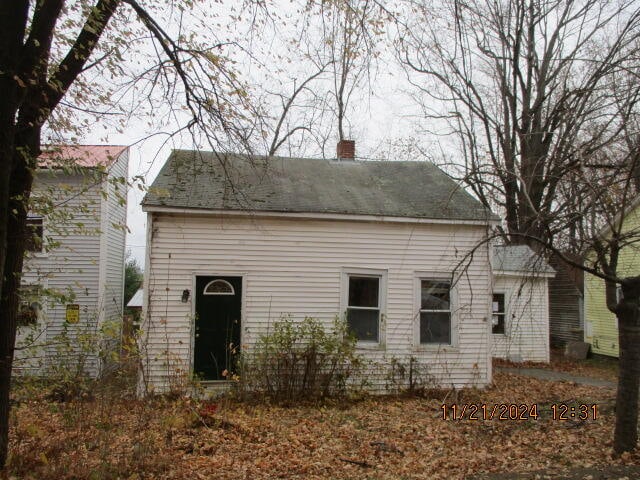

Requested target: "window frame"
[
  {"left": 17, "top": 284, "right": 45, "bottom": 328},
  {"left": 25, "top": 215, "right": 45, "bottom": 254},
  {"left": 341, "top": 267, "right": 387, "bottom": 347},
  {"left": 414, "top": 273, "right": 457, "bottom": 348},
  {"left": 491, "top": 292, "right": 507, "bottom": 335}
]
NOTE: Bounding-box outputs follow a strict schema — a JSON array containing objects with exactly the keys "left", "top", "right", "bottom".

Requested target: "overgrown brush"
[
  {"left": 234, "top": 316, "right": 364, "bottom": 402},
  {"left": 385, "top": 355, "right": 437, "bottom": 395}
]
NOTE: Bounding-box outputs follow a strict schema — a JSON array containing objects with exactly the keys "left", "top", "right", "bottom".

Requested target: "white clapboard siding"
[
  {"left": 17, "top": 171, "right": 103, "bottom": 374},
  {"left": 101, "top": 150, "right": 128, "bottom": 327},
  {"left": 142, "top": 213, "right": 492, "bottom": 393},
  {"left": 492, "top": 275, "right": 550, "bottom": 362},
  {"left": 15, "top": 150, "right": 128, "bottom": 376}
]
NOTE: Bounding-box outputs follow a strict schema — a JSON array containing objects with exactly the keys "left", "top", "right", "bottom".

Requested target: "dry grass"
[{"left": 6, "top": 371, "right": 638, "bottom": 479}]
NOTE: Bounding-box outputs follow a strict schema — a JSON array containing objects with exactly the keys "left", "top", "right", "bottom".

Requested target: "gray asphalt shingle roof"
[
  {"left": 492, "top": 245, "right": 555, "bottom": 274},
  {"left": 143, "top": 150, "right": 498, "bottom": 222}
]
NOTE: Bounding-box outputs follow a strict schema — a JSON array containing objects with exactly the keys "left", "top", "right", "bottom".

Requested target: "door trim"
[{"left": 190, "top": 272, "right": 246, "bottom": 381}]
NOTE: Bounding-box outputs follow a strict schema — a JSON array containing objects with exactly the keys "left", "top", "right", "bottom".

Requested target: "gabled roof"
[
  {"left": 143, "top": 150, "right": 498, "bottom": 222},
  {"left": 39, "top": 145, "right": 128, "bottom": 169},
  {"left": 492, "top": 245, "right": 555, "bottom": 276}
]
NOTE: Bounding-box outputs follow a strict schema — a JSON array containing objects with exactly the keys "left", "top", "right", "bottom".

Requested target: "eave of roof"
[{"left": 143, "top": 204, "right": 498, "bottom": 226}]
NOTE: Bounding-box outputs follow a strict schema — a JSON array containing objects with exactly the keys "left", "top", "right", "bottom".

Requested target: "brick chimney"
[{"left": 336, "top": 139, "right": 355, "bottom": 160}]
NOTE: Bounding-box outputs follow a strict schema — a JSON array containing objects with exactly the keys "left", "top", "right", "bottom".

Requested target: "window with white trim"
[
  {"left": 419, "top": 279, "right": 452, "bottom": 344},
  {"left": 346, "top": 274, "right": 383, "bottom": 343},
  {"left": 492, "top": 293, "right": 506, "bottom": 334}
]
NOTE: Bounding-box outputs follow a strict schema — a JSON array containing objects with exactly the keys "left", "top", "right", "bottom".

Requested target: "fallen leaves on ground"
[{"left": 7, "top": 372, "right": 638, "bottom": 479}]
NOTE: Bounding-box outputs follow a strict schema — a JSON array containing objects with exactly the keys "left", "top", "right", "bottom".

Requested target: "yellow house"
[{"left": 584, "top": 199, "right": 640, "bottom": 357}]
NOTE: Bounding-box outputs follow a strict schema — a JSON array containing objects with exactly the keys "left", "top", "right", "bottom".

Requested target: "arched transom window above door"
[{"left": 203, "top": 279, "right": 235, "bottom": 295}]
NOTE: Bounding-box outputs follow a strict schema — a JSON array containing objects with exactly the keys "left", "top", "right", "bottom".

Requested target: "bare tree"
[
  {"left": 399, "top": 0, "right": 640, "bottom": 454},
  {"left": 400, "top": 0, "right": 640, "bottom": 246},
  {"left": 306, "top": 0, "right": 386, "bottom": 149},
  {"left": 252, "top": 0, "right": 388, "bottom": 159},
  {"left": 326, "top": 0, "right": 374, "bottom": 141},
  {"left": 266, "top": 61, "right": 333, "bottom": 157},
  {"left": 0, "top": 0, "right": 262, "bottom": 467}
]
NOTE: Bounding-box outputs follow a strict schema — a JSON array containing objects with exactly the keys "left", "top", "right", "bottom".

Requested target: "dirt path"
[{"left": 496, "top": 367, "right": 617, "bottom": 388}]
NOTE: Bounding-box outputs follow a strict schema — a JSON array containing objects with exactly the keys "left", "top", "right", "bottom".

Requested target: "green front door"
[{"left": 194, "top": 276, "right": 242, "bottom": 380}]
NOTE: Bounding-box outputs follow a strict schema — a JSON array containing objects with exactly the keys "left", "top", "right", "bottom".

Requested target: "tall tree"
[
  {"left": 298, "top": 0, "right": 386, "bottom": 155},
  {"left": 0, "top": 0, "right": 259, "bottom": 467},
  {"left": 400, "top": 0, "right": 640, "bottom": 246},
  {"left": 322, "top": 0, "right": 379, "bottom": 142},
  {"left": 250, "top": 0, "right": 388, "bottom": 159},
  {"left": 399, "top": 0, "right": 640, "bottom": 453}
]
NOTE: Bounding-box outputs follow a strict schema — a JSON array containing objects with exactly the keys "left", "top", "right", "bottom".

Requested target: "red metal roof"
[{"left": 39, "top": 145, "right": 128, "bottom": 168}]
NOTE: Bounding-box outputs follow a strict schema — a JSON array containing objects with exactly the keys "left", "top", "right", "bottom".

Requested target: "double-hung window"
[
  {"left": 419, "top": 279, "right": 452, "bottom": 344},
  {"left": 346, "top": 274, "right": 383, "bottom": 343},
  {"left": 492, "top": 293, "right": 506, "bottom": 334}
]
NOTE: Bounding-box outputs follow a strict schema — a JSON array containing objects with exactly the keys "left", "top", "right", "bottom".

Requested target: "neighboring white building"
[
  {"left": 15, "top": 145, "right": 129, "bottom": 376},
  {"left": 491, "top": 245, "right": 555, "bottom": 363},
  {"left": 140, "top": 144, "right": 500, "bottom": 393}
]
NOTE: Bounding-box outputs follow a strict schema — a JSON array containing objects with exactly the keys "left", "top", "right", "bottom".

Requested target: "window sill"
[
  {"left": 413, "top": 344, "right": 458, "bottom": 353},
  {"left": 17, "top": 323, "right": 41, "bottom": 330},
  {"left": 355, "top": 342, "right": 386, "bottom": 351}
]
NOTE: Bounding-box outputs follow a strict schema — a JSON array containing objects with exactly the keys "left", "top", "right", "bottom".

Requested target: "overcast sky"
[{"left": 63, "top": 1, "right": 436, "bottom": 268}]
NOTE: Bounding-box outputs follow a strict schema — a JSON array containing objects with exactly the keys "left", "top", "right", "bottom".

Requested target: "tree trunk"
[
  {"left": 0, "top": 131, "right": 38, "bottom": 468},
  {"left": 0, "top": 236, "right": 21, "bottom": 469},
  {"left": 614, "top": 276, "right": 640, "bottom": 455}
]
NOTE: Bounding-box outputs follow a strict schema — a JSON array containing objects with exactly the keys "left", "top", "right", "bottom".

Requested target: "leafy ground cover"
[{"left": 5, "top": 371, "right": 637, "bottom": 480}]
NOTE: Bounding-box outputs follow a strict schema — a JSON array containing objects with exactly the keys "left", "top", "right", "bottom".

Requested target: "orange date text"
[{"left": 441, "top": 403, "right": 539, "bottom": 421}]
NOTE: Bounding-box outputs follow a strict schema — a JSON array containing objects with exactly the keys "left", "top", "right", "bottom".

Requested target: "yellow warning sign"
[{"left": 65, "top": 304, "right": 80, "bottom": 324}]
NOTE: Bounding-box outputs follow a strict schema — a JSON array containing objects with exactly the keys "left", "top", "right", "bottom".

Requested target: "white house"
[
  {"left": 491, "top": 245, "right": 555, "bottom": 363},
  {"left": 140, "top": 143, "right": 501, "bottom": 393},
  {"left": 15, "top": 145, "right": 129, "bottom": 376}
]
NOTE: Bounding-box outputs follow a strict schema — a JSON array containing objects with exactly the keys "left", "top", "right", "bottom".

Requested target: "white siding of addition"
[
  {"left": 14, "top": 150, "right": 129, "bottom": 377},
  {"left": 141, "top": 212, "right": 492, "bottom": 393},
  {"left": 491, "top": 274, "right": 550, "bottom": 363}
]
